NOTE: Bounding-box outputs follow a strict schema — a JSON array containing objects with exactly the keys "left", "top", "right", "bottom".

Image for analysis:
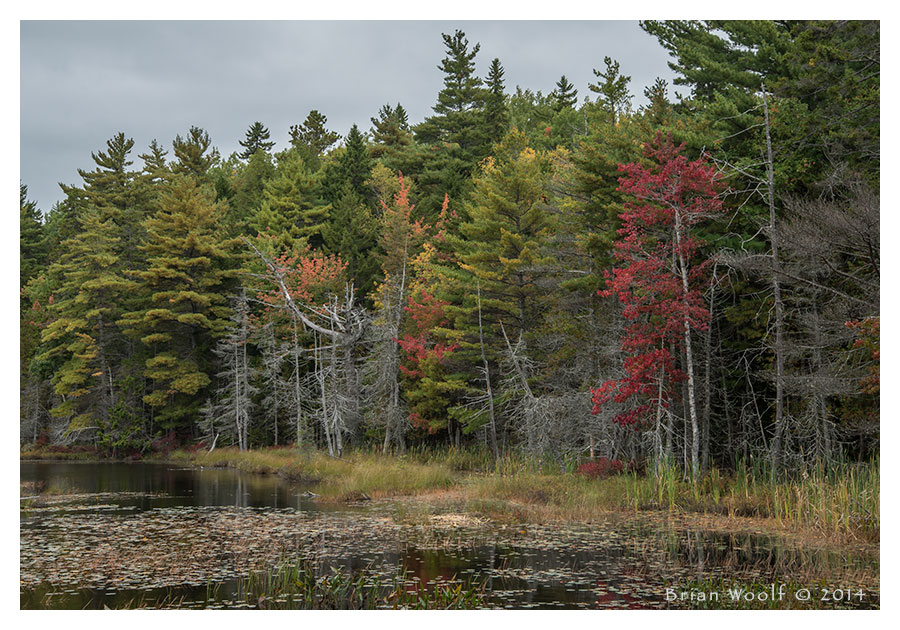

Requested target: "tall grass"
[
  {"left": 220, "top": 559, "right": 487, "bottom": 609},
  {"left": 623, "top": 457, "right": 879, "bottom": 542},
  {"left": 162, "top": 447, "right": 878, "bottom": 541},
  {"left": 168, "top": 447, "right": 458, "bottom": 501}
]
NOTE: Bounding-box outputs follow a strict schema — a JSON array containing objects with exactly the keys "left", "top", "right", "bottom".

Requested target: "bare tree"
[
  {"left": 202, "top": 290, "right": 256, "bottom": 450},
  {"left": 244, "top": 238, "right": 370, "bottom": 453}
]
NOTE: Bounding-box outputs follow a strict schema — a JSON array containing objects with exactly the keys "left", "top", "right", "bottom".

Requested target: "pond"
[{"left": 20, "top": 461, "right": 879, "bottom": 610}]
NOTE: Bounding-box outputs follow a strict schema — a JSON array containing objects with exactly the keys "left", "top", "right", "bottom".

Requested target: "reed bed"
[{"left": 131, "top": 447, "right": 882, "bottom": 541}]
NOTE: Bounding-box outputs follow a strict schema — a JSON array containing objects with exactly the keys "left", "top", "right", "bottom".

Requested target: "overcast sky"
[{"left": 20, "top": 20, "right": 679, "bottom": 211}]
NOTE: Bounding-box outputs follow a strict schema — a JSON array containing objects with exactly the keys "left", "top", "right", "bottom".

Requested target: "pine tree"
[
  {"left": 417, "top": 29, "right": 484, "bottom": 156},
  {"left": 455, "top": 131, "right": 555, "bottom": 342},
  {"left": 120, "top": 175, "right": 239, "bottom": 434},
  {"left": 642, "top": 77, "right": 672, "bottom": 126},
  {"left": 481, "top": 58, "right": 509, "bottom": 150},
  {"left": 63, "top": 133, "right": 138, "bottom": 212},
  {"left": 551, "top": 75, "right": 579, "bottom": 111},
  {"left": 20, "top": 184, "right": 46, "bottom": 292},
  {"left": 290, "top": 110, "right": 341, "bottom": 167},
  {"left": 57, "top": 133, "right": 149, "bottom": 295},
  {"left": 370, "top": 103, "right": 413, "bottom": 159},
  {"left": 588, "top": 57, "right": 633, "bottom": 122},
  {"left": 225, "top": 148, "right": 275, "bottom": 235},
  {"left": 322, "top": 186, "right": 379, "bottom": 299},
  {"left": 172, "top": 126, "right": 220, "bottom": 180},
  {"left": 239, "top": 121, "right": 276, "bottom": 160},
  {"left": 250, "top": 149, "right": 330, "bottom": 252},
  {"left": 139, "top": 139, "right": 169, "bottom": 184},
  {"left": 38, "top": 206, "right": 136, "bottom": 444}
]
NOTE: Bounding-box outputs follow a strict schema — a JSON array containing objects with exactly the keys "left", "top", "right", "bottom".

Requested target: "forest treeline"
[{"left": 20, "top": 21, "right": 879, "bottom": 475}]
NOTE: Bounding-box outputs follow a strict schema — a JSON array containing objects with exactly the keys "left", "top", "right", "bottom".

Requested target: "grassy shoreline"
[{"left": 21, "top": 445, "right": 878, "bottom": 544}]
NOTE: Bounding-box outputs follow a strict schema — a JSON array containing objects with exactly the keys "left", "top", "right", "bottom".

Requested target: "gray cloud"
[{"left": 20, "top": 20, "right": 677, "bottom": 211}]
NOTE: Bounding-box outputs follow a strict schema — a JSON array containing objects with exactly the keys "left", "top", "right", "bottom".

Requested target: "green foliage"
[
  {"left": 370, "top": 102, "right": 413, "bottom": 160},
  {"left": 551, "top": 74, "right": 578, "bottom": 111},
  {"left": 290, "top": 109, "right": 341, "bottom": 168},
  {"left": 20, "top": 184, "right": 46, "bottom": 291},
  {"left": 171, "top": 126, "right": 220, "bottom": 180},
  {"left": 481, "top": 57, "right": 508, "bottom": 150},
  {"left": 222, "top": 149, "right": 276, "bottom": 235},
  {"left": 588, "top": 56, "right": 632, "bottom": 121},
  {"left": 119, "top": 175, "right": 240, "bottom": 432},
  {"left": 238, "top": 121, "right": 276, "bottom": 160},
  {"left": 322, "top": 187, "right": 379, "bottom": 299},
  {"left": 38, "top": 206, "right": 136, "bottom": 438},
  {"left": 251, "top": 149, "right": 330, "bottom": 251}
]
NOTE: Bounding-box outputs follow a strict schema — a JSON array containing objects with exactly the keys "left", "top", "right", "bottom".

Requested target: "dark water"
[
  {"left": 20, "top": 460, "right": 324, "bottom": 512},
  {"left": 20, "top": 461, "right": 879, "bottom": 610}
]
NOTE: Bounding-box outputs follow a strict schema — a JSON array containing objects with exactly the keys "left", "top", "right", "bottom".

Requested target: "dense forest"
[{"left": 20, "top": 20, "right": 879, "bottom": 477}]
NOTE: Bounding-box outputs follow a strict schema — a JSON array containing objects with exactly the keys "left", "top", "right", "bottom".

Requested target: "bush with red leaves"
[
  {"left": 576, "top": 457, "right": 626, "bottom": 479},
  {"left": 149, "top": 431, "right": 177, "bottom": 455}
]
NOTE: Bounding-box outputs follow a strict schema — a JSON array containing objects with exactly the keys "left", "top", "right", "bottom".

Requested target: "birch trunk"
[{"left": 673, "top": 207, "right": 700, "bottom": 479}]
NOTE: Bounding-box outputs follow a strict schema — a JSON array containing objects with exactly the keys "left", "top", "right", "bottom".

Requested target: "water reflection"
[
  {"left": 20, "top": 461, "right": 879, "bottom": 610},
  {"left": 20, "top": 461, "right": 322, "bottom": 512}
]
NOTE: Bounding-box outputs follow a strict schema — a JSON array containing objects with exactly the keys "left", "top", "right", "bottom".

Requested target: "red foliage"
[
  {"left": 395, "top": 289, "right": 459, "bottom": 380},
  {"left": 184, "top": 440, "right": 209, "bottom": 453},
  {"left": 576, "top": 457, "right": 626, "bottom": 478},
  {"left": 591, "top": 133, "right": 724, "bottom": 427},
  {"left": 150, "top": 431, "right": 178, "bottom": 455},
  {"left": 252, "top": 233, "right": 347, "bottom": 336},
  {"left": 379, "top": 172, "right": 430, "bottom": 276}
]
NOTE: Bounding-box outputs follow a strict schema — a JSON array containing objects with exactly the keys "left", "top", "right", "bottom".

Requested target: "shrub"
[{"left": 576, "top": 457, "right": 625, "bottom": 479}]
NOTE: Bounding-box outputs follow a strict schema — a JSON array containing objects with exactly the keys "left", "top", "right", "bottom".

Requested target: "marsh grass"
[
  {"left": 20, "top": 447, "right": 99, "bottom": 461},
  {"left": 158, "top": 448, "right": 879, "bottom": 541},
  {"left": 218, "top": 559, "right": 487, "bottom": 609},
  {"left": 168, "top": 448, "right": 458, "bottom": 501}
]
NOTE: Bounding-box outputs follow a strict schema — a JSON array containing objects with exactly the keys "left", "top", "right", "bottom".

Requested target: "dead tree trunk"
[
  {"left": 762, "top": 87, "right": 787, "bottom": 475},
  {"left": 478, "top": 284, "right": 500, "bottom": 468}
]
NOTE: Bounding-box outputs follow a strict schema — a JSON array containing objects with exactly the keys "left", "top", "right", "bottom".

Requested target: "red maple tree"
[{"left": 592, "top": 133, "right": 723, "bottom": 430}]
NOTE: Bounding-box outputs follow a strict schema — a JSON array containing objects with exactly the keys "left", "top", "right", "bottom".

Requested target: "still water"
[{"left": 20, "top": 461, "right": 878, "bottom": 609}]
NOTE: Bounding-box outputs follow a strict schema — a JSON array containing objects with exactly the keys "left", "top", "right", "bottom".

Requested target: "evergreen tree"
[
  {"left": 322, "top": 186, "right": 379, "bottom": 299},
  {"left": 551, "top": 75, "right": 579, "bottom": 111},
  {"left": 370, "top": 103, "right": 413, "bottom": 159},
  {"left": 481, "top": 58, "right": 509, "bottom": 150},
  {"left": 321, "top": 124, "right": 373, "bottom": 210},
  {"left": 120, "top": 175, "right": 239, "bottom": 435},
  {"left": 642, "top": 77, "right": 672, "bottom": 126},
  {"left": 57, "top": 133, "right": 147, "bottom": 276},
  {"left": 640, "top": 20, "right": 791, "bottom": 102},
  {"left": 225, "top": 148, "right": 276, "bottom": 235},
  {"left": 290, "top": 110, "right": 341, "bottom": 167},
  {"left": 251, "top": 149, "right": 330, "bottom": 252},
  {"left": 60, "top": 133, "right": 138, "bottom": 214},
  {"left": 588, "top": 56, "right": 633, "bottom": 122},
  {"left": 37, "top": 207, "right": 136, "bottom": 445},
  {"left": 416, "top": 29, "right": 484, "bottom": 156},
  {"left": 139, "top": 139, "right": 169, "bottom": 184},
  {"left": 20, "top": 184, "right": 46, "bottom": 291},
  {"left": 238, "top": 121, "right": 276, "bottom": 160},
  {"left": 454, "top": 131, "right": 555, "bottom": 343},
  {"left": 172, "top": 126, "right": 220, "bottom": 180}
]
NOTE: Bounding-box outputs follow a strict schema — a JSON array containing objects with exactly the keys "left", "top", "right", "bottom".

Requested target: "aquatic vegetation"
[{"left": 20, "top": 461, "right": 879, "bottom": 610}]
